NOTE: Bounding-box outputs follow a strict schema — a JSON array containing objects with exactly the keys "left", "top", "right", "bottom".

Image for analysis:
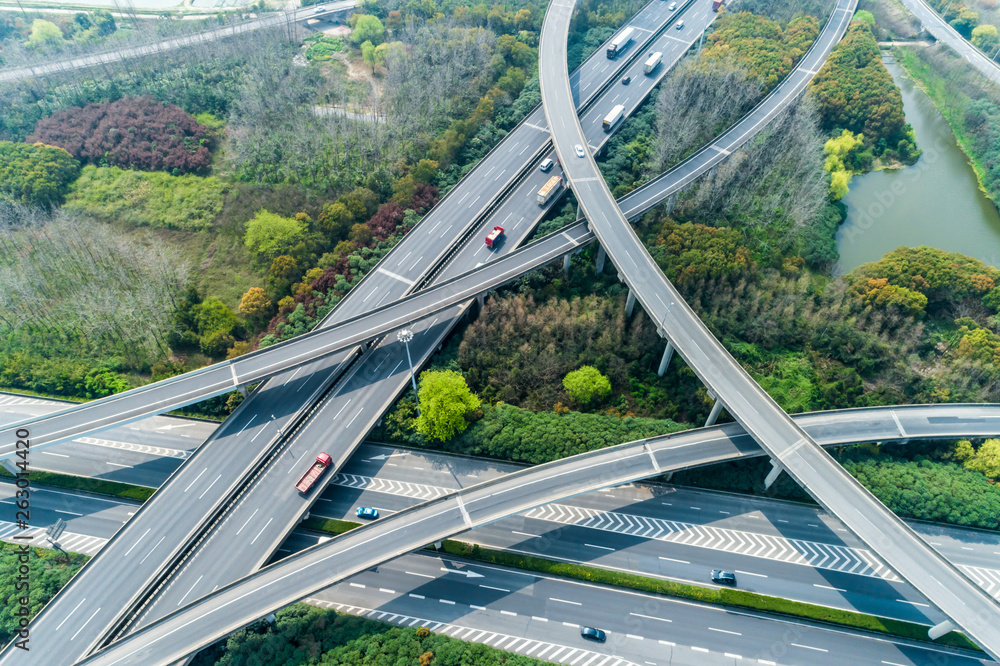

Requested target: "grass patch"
[
  {"left": 0, "top": 466, "right": 153, "bottom": 502},
  {"left": 305, "top": 34, "right": 346, "bottom": 61},
  {"left": 300, "top": 517, "right": 361, "bottom": 535}
]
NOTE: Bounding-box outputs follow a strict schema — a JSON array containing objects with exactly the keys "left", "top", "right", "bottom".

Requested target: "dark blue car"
[{"left": 580, "top": 627, "right": 607, "bottom": 642}]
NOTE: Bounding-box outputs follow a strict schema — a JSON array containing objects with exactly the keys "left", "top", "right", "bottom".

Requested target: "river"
[{"left": 834, "top": 56, "right": 1000, "bottom": 274}]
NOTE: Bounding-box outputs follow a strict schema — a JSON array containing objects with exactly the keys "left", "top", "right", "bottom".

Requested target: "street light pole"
[{"left": 397, "top": 329, "right": 420, "bottom": 415}]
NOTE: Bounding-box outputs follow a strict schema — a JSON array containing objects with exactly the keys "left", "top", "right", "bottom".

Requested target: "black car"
[
  {"left": 580, "top": 626, "right": 607, "bottom": 642},
  {"left": 621, "top": 75, "right": 631, "bottom": 85},
  {"left": 711, "top": 569, "right": 736, "bottom": 585}
]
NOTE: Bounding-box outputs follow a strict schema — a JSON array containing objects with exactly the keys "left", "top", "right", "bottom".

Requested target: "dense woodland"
[{"left": 0, "top": 546, "right": 87, "bottom": 646}]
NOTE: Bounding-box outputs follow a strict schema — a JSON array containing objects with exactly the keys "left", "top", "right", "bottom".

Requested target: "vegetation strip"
[{"left": 0, "top": 467, "right": 153, "bottom": 502}]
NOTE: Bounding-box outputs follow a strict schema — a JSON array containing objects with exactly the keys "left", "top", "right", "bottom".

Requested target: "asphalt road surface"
[
  {"left": 538, "top": 0, "right": 1000, "bottom": 657},
  {"left": 899, "top": 0, "right": 1000, "bottom": 85}
]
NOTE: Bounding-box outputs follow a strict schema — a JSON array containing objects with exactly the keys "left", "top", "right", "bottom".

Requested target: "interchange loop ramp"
[{"left": 536, "top": 0, "right": 1000, "bottom": 658}]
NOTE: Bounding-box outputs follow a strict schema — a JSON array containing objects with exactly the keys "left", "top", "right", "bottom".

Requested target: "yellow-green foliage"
[
  {"left": 823, "top": 129, "right": 863, "bottom": 198},
  {"left": 955, "top": 438, "right": 1000, "bottom": 478},
  {"left": 702, "top": 12, "right": 820, "bottom": 89},
  {"left": 65, "top": 166, "right": 226, "bottom": 231},
  {"left": 415, "top": 369, "right": 482, "bottom": 442},
  {"left": 0, "top": 141, "right": 79, "bottom": 207}
]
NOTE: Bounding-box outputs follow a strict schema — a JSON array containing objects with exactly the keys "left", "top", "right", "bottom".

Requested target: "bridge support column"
[
  {"left": 264, "top": 613, "right": 277, "bottom": 626},
  {"left": 595, "top": 245, "right": 606, "bottom": 275},
  {"left": 563, "top": 253, "right": 572, "bottom": 276},
  {"left": 237, "top": 384, "right": 248, "bottom": 399},
  {"left": 476, "top": 293, "right": 485, "bottom": 310},
  {"left": 764, "top": 460, "right": 783, "bottom": 490},
  {"left": 625, "top": 290, "right": 636, "bottom": 318},
  {"left": 657, "top": 341, "right": 675, "bottom": 377},
  {"left": 928, "top": 620, "right": 956, "bottom": 640},
  {"left": 704, "top": 397, "right": 723, "bottom": 427},
  {"left": 433, "top": 541, "right": 443, "bottom": 550}
]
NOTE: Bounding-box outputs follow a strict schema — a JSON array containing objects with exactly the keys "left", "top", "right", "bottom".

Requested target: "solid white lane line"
[{"left": 177, "top": 576, "right": 204, "bottom": 606}]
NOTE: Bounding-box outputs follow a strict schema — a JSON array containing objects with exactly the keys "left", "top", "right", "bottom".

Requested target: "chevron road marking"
[
  {"left": 72, "top": 436, "right": 190, "bottom": 460},
  {"left": 0, "top": 395, "right": 61, "bottom": 407},
  {"left": 331, "top": 473, "right": 452, "bottom": 501},
  {"left": 308, "top": 598, "right": 640, "bottom": 666},
  {"left": 0, "top": 520, "right": 107, "bottom": 556}
]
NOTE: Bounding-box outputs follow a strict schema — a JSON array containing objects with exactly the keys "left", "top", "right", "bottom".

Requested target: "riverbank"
[
  {"left": 835, "top": 53, "right": 1000, "bottom": 272},
  {"left": 894, "top": 45, "right": 1000, "bottom": 205}
]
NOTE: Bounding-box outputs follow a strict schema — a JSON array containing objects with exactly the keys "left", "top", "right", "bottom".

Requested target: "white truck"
[
  {"left": 644, "top": 52, "right": 663, "bottom": 75},
  {"left": 606, "top": 26, "right": 634, "bottom": 58},
  {"left": 602, "top": 104, "right": 625, "bottom": 132}
]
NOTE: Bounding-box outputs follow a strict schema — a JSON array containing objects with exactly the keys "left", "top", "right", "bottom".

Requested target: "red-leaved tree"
[{"left": 29, "top": 97, "right": 212, "bottom": 174}]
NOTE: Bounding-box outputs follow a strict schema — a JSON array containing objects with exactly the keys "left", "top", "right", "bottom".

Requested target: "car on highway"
[
  {"left": 574, "top": 144, "right": 586, "bottom": 158},
  {"left": 580, "top": 627, "right": 607, "bottom": 642},
  {"left": 539, "top": 158, "right": 554, "bottom": 172},
  {"left": 676, "top": 19, "right": 684, "bottom": 29},
  {"left": 667, "top": 1, "right": 676, "bottom": 9},
  {"left": 711, "top": 569, "right": 736, "bottom": 585},
  {"left": 314, "top": 6, "right": 325, "bottom": 13},
  {"left": 621, "top": 75, "right": 631, "bottom": 85},
  {"left": 356, "top": 507, "right": 379, "bottom": 520}
]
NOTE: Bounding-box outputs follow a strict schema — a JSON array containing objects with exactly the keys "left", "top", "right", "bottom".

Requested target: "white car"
[
  {"left": 575, "top": 144, "right": 586, "bottom": 158},
  {"left": 668, "top": 1, "right": 676, "bottom": 9}
]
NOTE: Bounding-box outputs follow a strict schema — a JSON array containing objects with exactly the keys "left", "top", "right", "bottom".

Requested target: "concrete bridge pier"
[
  {"left": 563, "top": 253, "right": 572, "bottom": 276},
  {"left": 595, "top": 245, "right": 606, "bottom": 274},
  {"left": 704, "top": 393, "right": 724, "bottom": 427},
  {"left": 764, "top": 460, "right": 783, "bottom": 490},
  {"left": 657, "top": 339, "right": 675, "bottom": 377},
  {"left": 625, "top": 289, "right": 636, "bottom": 318}
]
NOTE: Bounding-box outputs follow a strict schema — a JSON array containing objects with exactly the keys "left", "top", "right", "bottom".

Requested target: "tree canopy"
[
  {"left": 30, "top": 97, "right": 212, "bottom": 174},
  {"left": 244, "top": 210, "right": 308, "bottom": 261},
  {"left": 0, "top": 141, "right": 79, "bottom": 207},
  {"left": 702, "top": 12, "right": 819, "bottom": 90},
  {"left": 415, "top": 370, "right": 481, "bottom": 442},
  {"left": 563, "top": 366, "right": 612, "bottom": 406},
  {"left": 811, "top": 21, "right": 907, "bottom": 148}
]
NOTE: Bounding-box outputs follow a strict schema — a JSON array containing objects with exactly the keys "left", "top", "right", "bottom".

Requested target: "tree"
[
  {"left": 269, "top": 255, "right": 299, "bottom": 281},
  {"left": 244, "top": 210, "right": 307, "bottom": 261},
  {"left": 361, "top": 40, "right": 377, "bottom": 73},
  {"left": 25, "top": 20, "right": 63, "bottom": 47},
  {"left": 972, "top": 24, "right": 999, "bottom": 51},
  {"left": 415, "top": 370, "right": 481, "bottom": 442},
  {"left": 351, "top": 14, "right": 385, "bottom": 45},
  {"left": 30, "top": 97, "right": 212, "bottom": 174},
  {"left": 410, "top": 158, "right": 439, "bottom": 184},
  {"left": 562, "top": 366, "right": 612, "bottom": 406},
  {"left": 950, "top": 9, "right": 979, "bottom": 38},
  {"left": 373, "top": 42, "right": 390, "bottom": 69},
  {"left": 348, "top": 222, "right": 373, "bottom": 246},
  {"left": 965, "top": 439, "right": 1000, "bottom": 478},
  {"left": 317, "top": 202, "right": 353, "bottom": 240},
  {"left": 89, "top": 9, "right": 116, "bottom": 36},
  {"left": 239, "top": 287, "right": 271, "bottom": 320},
  {"left": 0, "top": 142, "right": 79, "bottom": 208}
]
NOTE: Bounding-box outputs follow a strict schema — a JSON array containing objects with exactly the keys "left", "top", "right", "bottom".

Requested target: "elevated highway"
[
  {"left": 2, "top": 2, "right": 706, "bottom": 661},
  {"left": 899, "top": 0, "right": 1000, "bottom": 85},
  {"left": 538, "top": 0, "right": 1000, "bottom": 658},
  {"left": 0, "top": 2, "right": 359, "bottom": 85},
  {"left": 74, "top": 402, "right": 1000, "bottom": 665}
]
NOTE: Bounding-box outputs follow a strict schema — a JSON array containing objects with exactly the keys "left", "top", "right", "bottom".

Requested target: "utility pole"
[{"left": 397, "top": 329, "right": 420, "bottom": 415}]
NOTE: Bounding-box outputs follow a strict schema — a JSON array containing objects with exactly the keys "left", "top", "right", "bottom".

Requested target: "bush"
[
  {"left": 563, "top": 366, "right": 612, "bottom": 406},
  {"left": 0, "top": 141, "right": 79, "bottom": 207},
  {"left": 0, "top": 545, "right": 88, "bottom": 646},
  {"left": 415, "top": 370, "right": 482, "bottom": 442},
  {"left": 64, "top": 166, "right": 226, "bottom": 231},
  {"left": 244, "top": 210, "right": 307, "bottom": 261},
  {"left": 29, "top": 97, "right": 212, "bottom": 174}
]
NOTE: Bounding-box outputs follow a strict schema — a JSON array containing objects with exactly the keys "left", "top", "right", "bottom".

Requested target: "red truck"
[
  {"left": 295, "top": 453, "right": 332, "bottom": 493},
  {"left": 485, "top": 225, "right": 505, "bottom": 248}
]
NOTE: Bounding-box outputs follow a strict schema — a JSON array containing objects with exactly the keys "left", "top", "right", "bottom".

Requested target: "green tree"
[
  {"left": 351, "top": 14, "right": 385, "bottom": 45},
  {"left": 562, "top": 366, "right": 612, "bottom": 406},
  {"left": 192, "top": 298, "right": 240, "bottom": 337},
  {"left": 269, "top": 255, "right": 299, "bottom": 281},
  {"left": 361, "top": 40, "right": 377, "bottom": 73},
  {"left": 244, "top": 210, "right": 307, "bottom": 261},
  {"left": 972, "top": 24, "right": 999, "bottom": 51},
  {"left": 25, "top": 19, "right": 63, "bottom": 47},
  {"left": 950, "top": 9, "right": 979, "bottom": 38},
  {"left": 89, "top": 9, "right": 116, "bottom": 36},
  {"left": 0, "top": 142, "right": 79, "bottom": 207},
  {"left": 415, "top": 370, "right": 482, "bottom": 442},
  {"left": 410, "top": 158, "right": 439, "bottom": 184},
  {"left": 964, "top": 439, "right": 1000, "bottom": 478}
]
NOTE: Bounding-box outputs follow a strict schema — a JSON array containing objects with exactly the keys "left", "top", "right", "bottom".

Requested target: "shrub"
[
  {"left": 29, "top": 97, "right": 212, "bottom": 174},
  {"left": 563, "top": 366, "right": 612, "bottom": 406},
  {"left": 415, "top": 370, "right": 482, "bottom": 442},
  {"left": 0, "top": 141, "right": 79, "bottom": 207},
  {"left": 244, "top": 210, "right": 307, "bottom": 261}
]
